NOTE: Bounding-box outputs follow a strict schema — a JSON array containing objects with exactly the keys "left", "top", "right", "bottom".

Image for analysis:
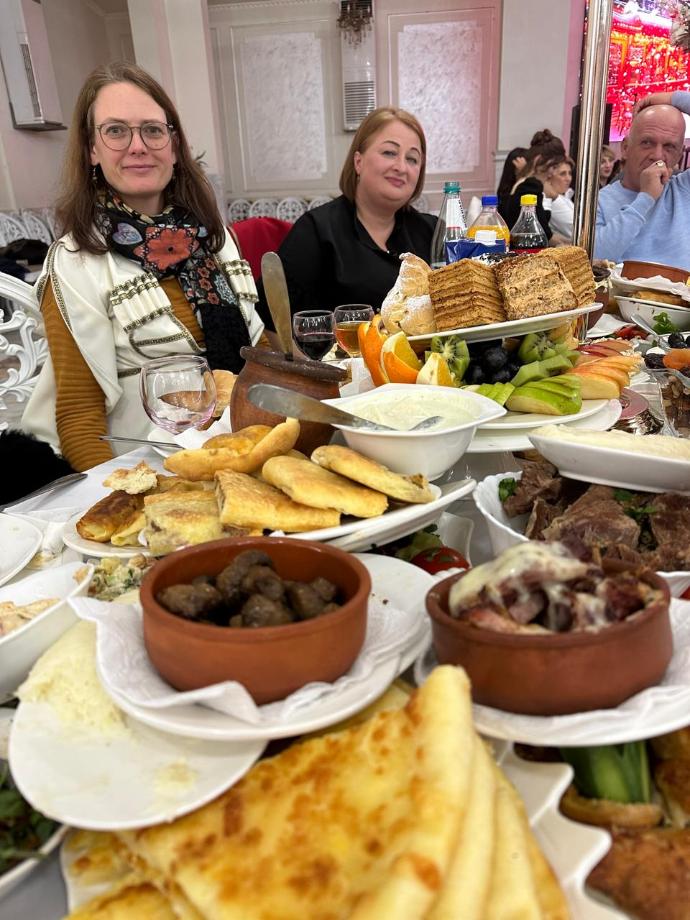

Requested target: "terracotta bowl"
[
  {"left": 140, "top": 536, "right": 371, "bottom": 704},
  {"left": 425, "top": 561, "right": 672, "bottom": 716},
  {"left": 621, "top": 260, "right": 689, "bottom": 285}
]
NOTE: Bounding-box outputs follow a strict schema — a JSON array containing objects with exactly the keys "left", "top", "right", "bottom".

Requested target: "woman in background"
[
  {"left": 256, "top": 106, "right": 435, "bottom": 323},
  {"left": 21, "top": 62, "right": 262, "bottom": 471},
  {"left": 496, "top": 146, "right": 527, "bottom": 213},
  {"left": 599, "top": 145, "right": 618, "bottom": 187},
  {"left": 542, "top": 156, "right": 575, "bottom": 242}
]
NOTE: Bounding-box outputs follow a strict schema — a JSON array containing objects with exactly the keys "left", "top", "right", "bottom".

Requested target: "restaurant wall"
[{"left": 0, "top": 0, "right": 131, "bottom": 211}]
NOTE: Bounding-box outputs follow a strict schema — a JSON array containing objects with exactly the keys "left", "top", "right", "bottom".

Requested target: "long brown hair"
[
  {"left": 339, "top": 106, "right": 427, "bottom": 204},
  {"left": 55, "top": 62, "right": 225, "bottom": 253}
]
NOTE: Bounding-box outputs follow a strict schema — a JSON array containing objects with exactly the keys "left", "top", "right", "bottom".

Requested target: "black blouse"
[
  {"left": 497, "top": 177, "right": 553, "bottom": 240},
  {"left": 256, "top": 195, "right": 436, "bottom": 330}
]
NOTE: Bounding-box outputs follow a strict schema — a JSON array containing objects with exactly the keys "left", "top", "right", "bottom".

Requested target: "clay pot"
[
  {"left": 231, "top": 347, "right": 348, "bottom": 455},
  {"left": 425, "top": 560, "right": 672, "bottom": 716},
  {"left": 622, "top": 260, "right": 689, "bottom": 285},
  {"left": 141, "top": 536, "right": 371, "bottom": 705}
]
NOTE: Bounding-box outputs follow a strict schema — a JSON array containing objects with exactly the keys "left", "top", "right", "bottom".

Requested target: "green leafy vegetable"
[
  {"left": 652, "top": 311, "right": 678, "bottom": 335},
  {"left": 613, "top": 488, "right": 656, "bottom": 524},
  {"left": 498, "top": 478, "right": 518, "bottom": 503},
  {"left": 394, "top": 525, "right": 443, "bottom": 562},
  {"left": 0, "top": 763, "right": 58, "bottom": 874},
  {"left": 560, "top": 742, "right": 651, "bottom": 804}
]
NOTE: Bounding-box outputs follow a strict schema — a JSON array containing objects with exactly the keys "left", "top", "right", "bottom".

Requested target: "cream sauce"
[
  {"left": 347, "top": 391, "right": 478, "bottom": 432},
  {"left": 533, "top": 424, "right": 690, "bottom": 460}
]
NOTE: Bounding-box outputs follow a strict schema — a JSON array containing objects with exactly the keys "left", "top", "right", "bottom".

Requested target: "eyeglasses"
[{"left": 95, "top": 121, "right": 174, "bottom": 151}]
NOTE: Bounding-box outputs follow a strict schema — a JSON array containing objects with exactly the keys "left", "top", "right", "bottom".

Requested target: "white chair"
[
  {"left": 19, "top": 210, "right": 53, "bottom": 246},
  {"left": 40, "top": 207, "right": 59, "bottom": 239},
  {"left": 248, "top": 198, "right": 279, "bottom": 219},
  {"left": 307, "top": 196, "right": 332, "bottom": 211},
  {"left": 227, "top": 198, "right": 251, "bottom": 224},
  {"left": 0, "top": 213, "right": 27, "bottom": 248},
  {"left": 276, "top": 197, "right": 307, "bottom": 223},
  {"left": 0, "top": 272, "right": 46, "bottom": 431}
]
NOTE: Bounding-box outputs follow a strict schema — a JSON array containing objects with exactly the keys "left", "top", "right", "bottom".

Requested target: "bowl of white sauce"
[{"left": 323, "top": 384, "right": 506, "bottom": 480}]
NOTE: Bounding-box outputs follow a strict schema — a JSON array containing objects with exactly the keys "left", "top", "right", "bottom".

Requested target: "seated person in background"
[
  {"left": 497, "top": 134, "right": 566, "bottom": 241},
  {"left": 543, "top": 156, "right": 576, "bottom": 243},
  {"left": 256, "top": 106, "right": 435, "bottom": 324},
  {"left": 496, "top": 146, "right": 527, "bottom": 213},
  {"left": 599, "top": 144, "right": 618, "bottom": 187},
  {"left": 594, "top": 92, "right": 690, "bottom": 269},
  {"left": 21, "top": 62, "right": 262, "bottom": 472}
]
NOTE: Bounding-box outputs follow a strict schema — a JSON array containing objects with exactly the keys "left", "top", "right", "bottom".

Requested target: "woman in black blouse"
[{"left": 256, "top": 106, "right": 435, "bottom": 326}]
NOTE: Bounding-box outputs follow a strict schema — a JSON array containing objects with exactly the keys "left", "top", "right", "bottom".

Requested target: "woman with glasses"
[{"left": 21, "top": 62, "right": 263, "bottom": 471}]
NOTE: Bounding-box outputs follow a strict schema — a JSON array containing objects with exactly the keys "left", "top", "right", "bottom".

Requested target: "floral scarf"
[{"left": 97, "top": 193, "right": 251, "bottom": 372}]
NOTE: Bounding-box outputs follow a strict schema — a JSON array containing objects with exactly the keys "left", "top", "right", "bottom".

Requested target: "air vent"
[{"left": 344, "top": 80, "right": 375, "bottom": 128}]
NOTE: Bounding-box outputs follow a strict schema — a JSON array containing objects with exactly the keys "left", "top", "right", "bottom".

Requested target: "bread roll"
[{"left": 381, "top": 253, "right": 436, "bottom": 335}]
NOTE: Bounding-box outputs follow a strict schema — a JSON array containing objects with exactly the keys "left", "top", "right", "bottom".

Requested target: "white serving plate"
[
  {"left": 9, "top": 700, "right": 266, "bottom": 831},
  {"left": 611, "top": 270, "right": 690, "bottom": 302},
  {"left": 407, "top": 302, "right": 602, "bottom": 345},
  {"left": 0, "top": 562, "right": 94, "bottom": 701},
  {"left": 93, "top": 555, "right": 432, "bottom": 743},
  {"left": 528, "top": 429, "right": 690, "bottom": 494},
  {"left": 62, "top": 516, "right": 146, "bottom": 559},
  {"left": 473, "top": 471, "right": 690, "bottom": 598},
  {"left": 617, "top": 296, "right": 690, "bottom": 332},
  {"left": 415, "top": 598, "right": 690, "bottom": 746},
  {"left": 465, "top": 398, "right": 622, "bottom": 454},
  {"left": 481, "top": 398, "right": 608, "bottom": 430},
  {"left": 0, "top": 515, "right": 42, "bottom": 587}
]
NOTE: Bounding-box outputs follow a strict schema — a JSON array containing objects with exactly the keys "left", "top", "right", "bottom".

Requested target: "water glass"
[
  {"left": 140, "top": 355, "right": 217, "bottom": 434},
  {"left": 333, "top": 304, "right": 374, "bottom": 358},
  {"left": 292, "top": 310, "right": 336, "bottom": 361}
]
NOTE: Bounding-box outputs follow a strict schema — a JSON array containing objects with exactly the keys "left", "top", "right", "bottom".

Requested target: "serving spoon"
[
  {"left": 631, "top": 312, "right": 669, "bottom": 350},
  {"left": 247, "top": 383, "right": 442, "bottom": 432}
]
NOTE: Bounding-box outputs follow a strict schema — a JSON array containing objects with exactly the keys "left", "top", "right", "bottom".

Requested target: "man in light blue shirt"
[{"left": 595, "top": 91, "right": 690, "bottom": 270}]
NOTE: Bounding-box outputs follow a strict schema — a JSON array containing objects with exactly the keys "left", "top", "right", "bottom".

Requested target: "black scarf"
[{"left": 97, "top": 193, "right": 250, "bottom": 372}]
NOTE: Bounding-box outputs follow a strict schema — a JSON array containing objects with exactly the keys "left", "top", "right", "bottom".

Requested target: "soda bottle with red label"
[{"left": 509, "top": 193, "right": 548, "bottom": 254}]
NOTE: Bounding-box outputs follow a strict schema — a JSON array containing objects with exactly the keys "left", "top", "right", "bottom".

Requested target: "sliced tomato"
[
  {"left": 410, "top": 547, "right": 470, "bottom": 574},
  {"left": 682, "top": 586, "right": 690, "bottom": 601}
]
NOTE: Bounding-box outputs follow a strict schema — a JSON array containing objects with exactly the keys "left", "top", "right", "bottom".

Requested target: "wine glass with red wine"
[{"left": 292, "top": 310, "right": 336, "bottom": 361}]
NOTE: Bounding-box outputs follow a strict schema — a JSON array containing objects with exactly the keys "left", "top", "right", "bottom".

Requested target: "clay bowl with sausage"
[
  {"left": 140, "top": 536, "right": 370, "bottom": 704},
  {"left": 425, "top": 547, "right": 672, "bottom": 716}
]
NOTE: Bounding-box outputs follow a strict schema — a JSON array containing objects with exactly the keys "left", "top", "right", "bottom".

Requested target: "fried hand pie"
[
  {"left": 76, "top": 492, "right": 144, "bottom": 543},
  {"left": 311, "top": 444, "right": 434, "bottom": 504},
  {"left": 215, "top": 470, "right": 340, "bottom": 532},
  {"left": 262, "top": 455, "right": 388, "bottom": 517}
]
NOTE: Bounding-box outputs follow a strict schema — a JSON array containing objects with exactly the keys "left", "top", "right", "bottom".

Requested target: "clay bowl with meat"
[
  {"left": 473, "top": 472, "right": 690, "bottom": 598},
  {"left": 621, "top": 260, "right": 689, "bottom": 285},
  {"left": 425, "top": 559, "right": 672, "bottom": 716},
  {"left": 140, "top": 536, "right": 370, "bottom": 704}
]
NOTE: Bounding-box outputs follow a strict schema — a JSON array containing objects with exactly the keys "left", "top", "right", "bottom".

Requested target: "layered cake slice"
[
  {"left": 429, "top": 260, "right": 506, "bottom": 330},
  {"left": 549, "top": 246, "right": 596, "bottom": 307},
  {"left": 494, "top": 252, "right": 578, "bottom": 319}
]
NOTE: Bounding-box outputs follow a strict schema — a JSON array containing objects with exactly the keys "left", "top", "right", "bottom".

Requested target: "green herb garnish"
[
  {"left": 652, "top": 311, "right": 678, "bottom": 335},
  {"left": 0, "top": 763, "right": 58, "bottom": 874},
  {"left": 560, "top": 742, "right": 652, "bottom": 804},
  {"left": 498, "top": 478, "right": 518, "bottom": 503}
]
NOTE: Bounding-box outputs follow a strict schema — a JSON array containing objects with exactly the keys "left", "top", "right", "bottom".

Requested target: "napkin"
[
  {"left": 70, "top": 594, "right": 425, "bottom": 725},
  {"left": 165, "top": 406, "right": 233, "bottom": 450},
  {"left": 338, "top": 358, "right": 376, "bottom": 398},
  {"left": 5, "top": 508, "right": 83, "bottom": 569}
]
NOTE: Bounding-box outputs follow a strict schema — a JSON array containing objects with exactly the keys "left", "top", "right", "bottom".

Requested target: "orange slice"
[
  {"left": 359, "top": 315, "right": 389, "bottom": 386},
  {"left": 380, "top": 332, "right": 423, "bottom": 385},
  {"left": 416, "top": 353, "right": 455, "bottom": 387}
]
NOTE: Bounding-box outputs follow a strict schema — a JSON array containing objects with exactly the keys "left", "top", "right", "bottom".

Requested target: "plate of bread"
[
  {"left": 381, "top": 246, "right": 601, "bottom": 344},
  {"left": 62, "top": 421, "right": 476, "bottom": 557}
]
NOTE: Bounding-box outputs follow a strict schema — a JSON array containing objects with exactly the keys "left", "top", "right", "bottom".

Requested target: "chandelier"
[{"left": 337, "top": 0, "right": 373, "bottom": 47}]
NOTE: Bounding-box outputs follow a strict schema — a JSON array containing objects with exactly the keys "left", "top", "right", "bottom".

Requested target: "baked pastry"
[
  {"left": 110, "top": 512, "right": 146, "bottom": 547},
  {"left": 634, "top": 289, "right": 686, "bottom": 306},
  {"left": 76, "top": 492, "right": 143, "bottom": 543},
  {"left": 211, "top": 369, "right": 236, "bottom": 418},
  {"left": 261, "top": 455, "right": 388, "bottom": 518},
  {"left": 102, "top": 462, "right": 158, "bottom": 495},
  {"left": 381, "top": 253, "right": 436, "bottom": 335},
  {"left": 143, "top": 490, "right": 224, "bottom": 555},
  {"left": 215, "top": 470, "right": 340, "bottom": 532},
  {"left": 164, "top": 419, "right": 300, "bottom": 480},
  {"left": 494, "top": 252, "right": 578, "bottom": 319},
  {"left": 428, "top": 260, "right": 506, "bottom": 330},
  {"left": 311, "top": 445, "right": 434, "bottom": 504},
  {"left": 549, "top": 246, "right": 596, "bottom": 307}
]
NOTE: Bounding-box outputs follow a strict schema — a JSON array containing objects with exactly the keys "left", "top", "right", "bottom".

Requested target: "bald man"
[{"left": 594, "top": 91, "right": 689, "bottom": 268}]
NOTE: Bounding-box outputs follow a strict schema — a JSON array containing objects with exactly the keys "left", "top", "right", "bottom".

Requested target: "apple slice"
[
  {"left": 574, "top": 353, "right": 600, "bottom": 366},
  {"left": 569, "top": 363, "right": 629, "bottom": 388},
  {"left": 560, "top": 372, "right": 620, "bottom": 399},
  {"left": 506, "top": 383, "right": 581, "bottom": 415}
]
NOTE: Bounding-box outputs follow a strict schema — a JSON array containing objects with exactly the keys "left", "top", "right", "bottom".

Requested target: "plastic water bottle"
[
  {"left": 467, "top": 195, "right": 510, "bottom": 247},
  {"left": 430, "top": 181, "right": 467, "bottom": 269},
  {"left": 509, "top": 194, "right": 548, "bottom": 254}
]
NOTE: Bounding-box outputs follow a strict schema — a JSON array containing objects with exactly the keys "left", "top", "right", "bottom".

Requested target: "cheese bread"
[
  {"left": 102, "top": 462, "right": 158, "bottom": 495},
  {"left": 67, "top": 882, "right": 179, "bottom": 920},
  {"left": 115, "top": 666, "right": 475, "bottom": 920},
  {"left": 164, "top": 419, "right": 300, "bottom": 480},
  {"left": 110, "top": 511, "right": 146, "bottom": 547},
  {"left": 215, "top": 470, "right": 340, "bottom": 533},
  {"left": 76, "top": 492, "right": 144, "bottom": 543},
  {"left": 201, "top": 425, "right": 272, "bottom": 452},
  {"left": 261, "top": 455, "right": 388, "bottom": 518},
  {"left": 143, "top": 489, "right": 224, "bottom": 555},
  {"left": 311, "top": 445, "right": 434, "bottom": 504}
]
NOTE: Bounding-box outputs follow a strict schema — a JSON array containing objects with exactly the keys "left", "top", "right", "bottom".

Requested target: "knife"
[
  {"left": 0, "top": 472, "right": 87, "bottom": 510},
  {"left": 247, "top": 383, "right": 397, "bottom": 430},
  {"left": 261, "top": 251, "right": 295, "bottom": 360}
]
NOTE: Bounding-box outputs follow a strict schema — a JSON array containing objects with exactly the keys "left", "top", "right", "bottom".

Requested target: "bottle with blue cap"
[
  {"left": 467, "top": 194, "right": 510, "bottom": 248},
  {"left": 430, "top": 181, "right": 467, "bottom": 269}
]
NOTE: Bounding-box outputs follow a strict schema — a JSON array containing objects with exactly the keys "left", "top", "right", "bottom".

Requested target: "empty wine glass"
[
  {"left": 140, "top": 355, "right": 217, "bottom": 434},
  {"left": 292, "top": 310, "right": 336, "bottom": 360},
  {"left": 333, "top": 304, "right": 374, "bottom": 358}
]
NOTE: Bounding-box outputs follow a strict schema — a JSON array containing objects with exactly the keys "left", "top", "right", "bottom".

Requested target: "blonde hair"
[{"left": 339, "top": 106, "right": 427, "bottom": 204}]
